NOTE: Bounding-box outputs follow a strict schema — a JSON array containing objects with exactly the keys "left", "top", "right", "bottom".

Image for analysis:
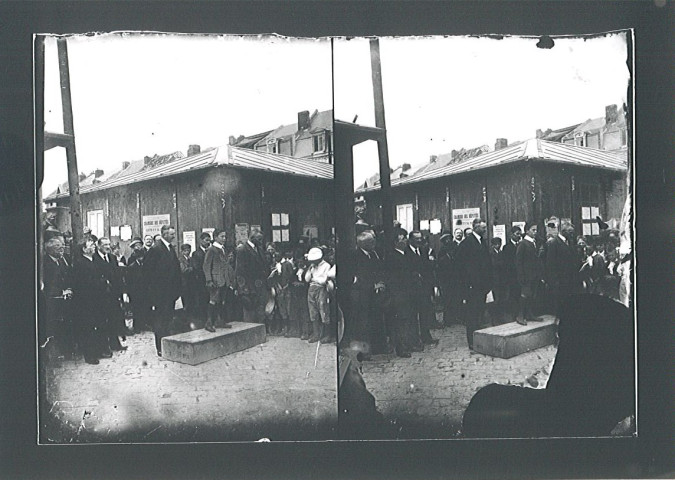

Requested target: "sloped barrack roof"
[
  {"left": 45, "top": 145, "right": 333, "bottom": 201},
  {"left": 357, "top": 138, "right": 627, "bottom": 193}
]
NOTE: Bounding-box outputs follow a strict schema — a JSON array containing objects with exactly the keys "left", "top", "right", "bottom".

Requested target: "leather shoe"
[
  {"left": 157, "top": 351, "right": 162, "bottom": 357},
  {"left": 516, "top": 318, "right": 527, "bottom": 326},
  {"left": 204, "top": 325, "right": 216, "bottom": 333},
  {"left": 308, "top": 336, "right": 319, "bottom": 343},
  {"left": 84, "top": 357, "right": 99, "bottom": 365},
  {"left": 100, "top": 351, "right": 113, "bottom": 359}
]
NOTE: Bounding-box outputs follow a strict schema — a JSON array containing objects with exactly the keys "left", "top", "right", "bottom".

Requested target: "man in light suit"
[
  {"left": 143, "top": 225, "right": 181, "bottom": 356},
  {"left": 203, "top": 229, "right": 235, "bottom": 332},
  {"left": 235, "top": 230, "right": 269, "bottom": 324},
  {"left": 455, "top": 218, "right": 492, "bottom": 350}
]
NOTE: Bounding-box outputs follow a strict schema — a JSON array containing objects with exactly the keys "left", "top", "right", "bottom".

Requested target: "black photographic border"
[{"left": 1, "top": 1, "right": 672, "bottom": 478}]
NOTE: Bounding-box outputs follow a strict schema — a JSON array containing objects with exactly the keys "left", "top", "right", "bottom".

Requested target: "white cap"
[{"left": 307, "top": 247, "right": 323, "bottom": 261}]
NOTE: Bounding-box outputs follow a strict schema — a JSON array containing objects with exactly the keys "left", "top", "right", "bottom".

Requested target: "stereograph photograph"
[{"left": 36, "top": 28, "right": 637, "bottom": 446}]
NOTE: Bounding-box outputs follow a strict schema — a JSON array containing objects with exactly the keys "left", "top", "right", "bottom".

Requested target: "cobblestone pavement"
[
  {"left": 41, "top": 326, "right": 337, "bottom": 443},
  {"left": 360, "top": 323, "right": 558, "bottom": 439}
]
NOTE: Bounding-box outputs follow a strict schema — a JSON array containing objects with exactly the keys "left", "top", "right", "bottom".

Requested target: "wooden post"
[
  {"left": 370, "top": 38, "right": 394, "bottom": 250},
  {"left": 57, "top": 37, "right": 84, "bottom": 246}
]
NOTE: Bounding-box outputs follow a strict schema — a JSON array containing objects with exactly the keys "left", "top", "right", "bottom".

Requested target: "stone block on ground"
[
  {"left": 161, "top": 322, "right": 266, "bottom": 365},
  {"left": 473, "top": 315, "right": 557, "bottom": 359}
]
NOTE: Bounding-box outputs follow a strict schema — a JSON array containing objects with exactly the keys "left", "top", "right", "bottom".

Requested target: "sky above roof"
[
  {"left": 41, "top": 33, "right": 332, "bottom": 198},
  {"left": 333, "top": 33, "right": 630, "bottom": 189}
]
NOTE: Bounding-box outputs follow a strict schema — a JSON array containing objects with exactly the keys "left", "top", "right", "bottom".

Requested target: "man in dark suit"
[
  {"left": 516, "top": 222, "right": 543, "bottom": 325},
  {"left": 42, "top": 235, "right": 74, "bottom": 358},
  {"left": 545, "top": 221, "right": 578, "bottom": 319},
  {"left": 203, "top": 229, "right": 236, "bottom": 331},
  {"left": 235, "top": 230, "right": 269, "bottom": 324},
  {"left": 93, "top": 237, "right": 127, "bottom": 353},
  {"left": 189, "top": 232, "right": 212, "bottom": 328},
  {"left": 384, "top": 233, "right": 414, "bottom": 357},
  {"left": 455, "top": 218, "right": 492, "bottom": 350},
  {"left": 143, "top": 225, "right": 181, "bottom": 356},
  {"left": 348, "top": 231, "right": 388, "bottom": 356},
  {"left": 126, "top": 237, "right": 149, "bottom": 332},
  {"left": 405, "top": 230, "right": 439, "bottom": 347},
  {"left": 501, "top": 226, "right": 522, "bottom": 322}
]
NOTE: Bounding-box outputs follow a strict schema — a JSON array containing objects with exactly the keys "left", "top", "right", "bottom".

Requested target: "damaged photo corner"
[{"left": 35, "top": 29, "right": 635, "bottom": 444}]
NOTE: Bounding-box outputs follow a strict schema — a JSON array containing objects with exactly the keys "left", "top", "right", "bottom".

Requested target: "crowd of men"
[
  {"left": 41, "top": 220, "right": 337, "bottom": 365},
  {"left": 340, "top": 215, "right": 626, "bottom": 358}
]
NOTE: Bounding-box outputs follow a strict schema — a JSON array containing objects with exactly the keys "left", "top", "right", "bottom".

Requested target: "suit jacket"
[
  {"left": 545, "top": 236, "right": 578, "bottom": 288},
  {"left": 42, "top": 255, "right": 71, "bottom": 298},
  {"left": 404, "top": 244, "right": 436, "bottom": 293},
  {"left": 455, "top": 233, "right": 492, "bottom": 295},
  {"left": 501, "top": 240, "right": 519, "bottom": 285},
  {"left": 516, "top": 238, "right": 542, "bottom": 290},
  {"left": 125, "top": 249, "right": 145, "bottom": 294},
  {"left": 143, "top": 241, "right": 181, "bottom": 307},
  {"left": 235, "top": 242, "right": 268, "bottom": 296},
  {"left": 190, "top": 246, "right": 208, "bottom": 284},
  {"left": 385, "top": 248, "right": 414, "bottom": 318},
  {"left": 71, "top": 255, "right": 107, "bottom": 323},
  {"left": 93, "top": 252, "right": 124, "bottom": 298},
  {"left": 203, "top": 244, "right": 235, "bottom": 288}
]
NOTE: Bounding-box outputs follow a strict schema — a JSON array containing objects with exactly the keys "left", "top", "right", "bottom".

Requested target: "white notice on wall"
[
  {"left": 120, "top": 225, "right": 133, "bottom": 241},
  {"left": 110, "top": 226, "right": 120, "bottom": 238},
  {"left": 183, "top": 231, "right": 196, "bottom": 252},
  {"left": 493, "top": 224, "right": 506, "bottom": 246},
  {"left": 420, "top": 220, "right": 430, "bottom": 231},
  {"left": 429, "top": 219, "right": 442, "bottom": 235},
  {"left": 142, "top": 214, "right": 171, "bottom": 237}
]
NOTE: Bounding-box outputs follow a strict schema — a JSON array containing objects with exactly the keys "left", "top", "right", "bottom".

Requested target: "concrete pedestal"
[
  {"left": 473, "top": 315, "right": 557, "bottom": 358},
  {"left": 161, "top": 322, "right": 266, "bottom": 365}
]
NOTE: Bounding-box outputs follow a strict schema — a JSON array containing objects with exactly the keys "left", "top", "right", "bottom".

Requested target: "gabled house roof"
[
  {"left": 44, "top": 145, "right": 332, "bottom": 201},
  {"left": 412, "top": 145, "right": 490, "bottom": 177},
  {"left": 256, "top": 109, "right": 332, "bottom": 146},
  {"left": 356, "top": 138, "right": 627, "bottom": 193}
]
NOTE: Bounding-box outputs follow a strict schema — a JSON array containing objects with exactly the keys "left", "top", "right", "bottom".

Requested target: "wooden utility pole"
[
  {"left": 369, "top": 38, "right": 394, "bottom": 249},
  {"left": 57, "top": 37, "right": 84, "bottom": 246}
]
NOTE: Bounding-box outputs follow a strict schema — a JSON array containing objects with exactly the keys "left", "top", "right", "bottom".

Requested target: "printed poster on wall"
[
  {"left": 110, "top": 226, "right": 120, "bottom": 238},
  {"left": 452, "top": 208, "right": 480, "bottom": 231},
  {"left": 493, "top": 224, "right": 506, "bottom": 247},
  {"left": 142, "top": 214, "right": 170, "bottom": 237},
  {"left": 419, "top": 219, "right": 430, "bottom": 231},
  {"left": 182, "top": 231, "right": 196, "bottom": 252},
  {"left": 235, "top": 223, "right": 249, "bottom": 245},
  {"left": 303, "top": 225, "right": 318, "bottom": 241}
]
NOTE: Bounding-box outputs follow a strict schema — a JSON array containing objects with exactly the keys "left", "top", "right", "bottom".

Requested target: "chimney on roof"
[
  {"left": 401, "top": 163, "right": 411, "bottom": 172},
  {"left": 605, "top": 104, "right": 618, "bottom": 125},
  {"left": 144, "top": 156, "right": 152, "bottom": 167},
  {"left": 122, "top": 161, "right": 130, "bottom": 170},
  {"left": 536, "top": 129, "right": 544, "bottom": 139},
  {"left": 79, "top": 172, "right": 86, "bottom": 182},
  {"left": 229, "top": 135, "right": 236, "bottom": 146},
  {"left": 451, "top": 149, "right": 458, "bottom": 160},
  {"left": 94, "top": 169, "right": 104, "bottom": 178},
  {"left": 495, "top": 138, "right": 508, "bottom": 151},
  {"left": 298, "top": 110, "right": 311, "bottom": 131},
  {"left": 429, "top": 155, "right": 438, "bottom": 164},
  {"left": 187, "top": 144, "right": 201, "bottom": 157}
]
